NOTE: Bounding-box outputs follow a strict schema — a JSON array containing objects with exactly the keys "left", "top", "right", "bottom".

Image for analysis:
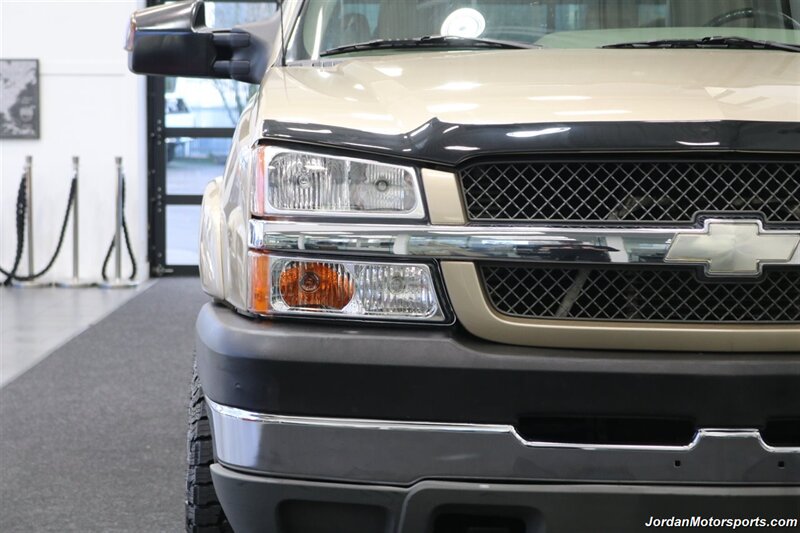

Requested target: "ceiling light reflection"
[{"left": 507, "top": 127, "right": 570, "bottom": 138}]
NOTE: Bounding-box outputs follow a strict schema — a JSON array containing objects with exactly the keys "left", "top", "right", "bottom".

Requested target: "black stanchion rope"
[
  {"left": 1, "top": 174, "right": 77, "bottom": 285},
  {"left": 2, "top": 169, "right": 138, "bottom": 284},
  {"left": 0, "top": 173, "right": 28, "bottom": 284},
  {"left": 101, "top": 177, "right": 137, "bottom": 282}
]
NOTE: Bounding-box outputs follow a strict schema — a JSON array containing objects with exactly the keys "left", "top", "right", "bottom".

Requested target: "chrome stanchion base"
[
  {"left": 98, "top": 279, "right": 140, "bottom": 289},
  {"left": 10, "top": 279, "right": 53, "bottom": 288},
  {"left": 56, "top": 278, "right": 99, "bottom": 288}
]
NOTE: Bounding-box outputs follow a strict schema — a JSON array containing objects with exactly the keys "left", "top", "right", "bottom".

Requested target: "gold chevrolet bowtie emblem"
[{"left": 665, "top": 221, "right": 800, "bottom": 276}]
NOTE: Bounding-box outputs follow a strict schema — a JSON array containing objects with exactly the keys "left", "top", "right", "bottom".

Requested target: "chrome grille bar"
[{"left": 250, "top": 219, "right": 800, "bottom": 270}]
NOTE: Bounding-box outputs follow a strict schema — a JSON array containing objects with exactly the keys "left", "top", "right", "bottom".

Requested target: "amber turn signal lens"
[
  {"left": 279, "top": 262, "right": 355, "bottom": 310},
  {"left": 249, "top": 253, "right": 272, "bottom": 314}
]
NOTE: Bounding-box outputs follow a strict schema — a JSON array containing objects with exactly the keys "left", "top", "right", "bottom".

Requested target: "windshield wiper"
[
  {"left": 601, "top": 36, "right": 800, "bottom": 52},
  {"left": 320, "top": 35, "right": 538, "bottom": 57}
]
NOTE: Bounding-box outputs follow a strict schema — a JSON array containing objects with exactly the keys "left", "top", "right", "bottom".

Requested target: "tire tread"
[{"left": 186, "top": 359, "right": 232, "bottom": 533}]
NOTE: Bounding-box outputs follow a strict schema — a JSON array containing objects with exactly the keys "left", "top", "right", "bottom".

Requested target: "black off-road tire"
[{"left": 186, "top": 360, "right": 233, "bottom": 533}]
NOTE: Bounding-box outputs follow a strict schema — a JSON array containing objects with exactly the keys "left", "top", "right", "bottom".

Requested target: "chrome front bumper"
[{"left": 207, "top": 399, "right": 800, "bottom": 486}]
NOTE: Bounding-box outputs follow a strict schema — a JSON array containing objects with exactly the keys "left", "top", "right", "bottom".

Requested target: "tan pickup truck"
[{"left": 128, "top": 1, "right": 800, "bottom": 531}]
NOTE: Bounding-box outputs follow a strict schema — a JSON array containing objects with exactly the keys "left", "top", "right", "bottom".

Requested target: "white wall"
[{"left": 1, "top": 0, "right": 148, "bottom": 283}]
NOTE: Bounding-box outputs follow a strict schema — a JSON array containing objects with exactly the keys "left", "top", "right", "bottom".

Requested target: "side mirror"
[{"left": 126, "top": 0, "right": 281, "bottom": 84}]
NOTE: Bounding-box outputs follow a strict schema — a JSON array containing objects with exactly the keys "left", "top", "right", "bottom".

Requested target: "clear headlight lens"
[
  {"left": 253, "top": 146, "right": 425, "bottom": 218},
  {"left": 249, "top": 252, "right": 444, "bottom": 321}
]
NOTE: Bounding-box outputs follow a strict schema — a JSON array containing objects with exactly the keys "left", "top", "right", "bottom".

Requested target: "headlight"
[
  {"left": 252, "top": 146, "right": 425, "bottom": 219},
  {"left": 249, "top": 252, "right": 445, "bottom": 322}
]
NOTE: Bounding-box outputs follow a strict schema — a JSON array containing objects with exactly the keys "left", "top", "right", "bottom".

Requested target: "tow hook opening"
[
  {"left": 762, "top": 418, "right": 800, "bottom": 447},
  {"left": 432, "top": 506, "right": 541, "bottom": 533},
  {"left": 515, "top": 415, "right": 697, "bottom": 447}
]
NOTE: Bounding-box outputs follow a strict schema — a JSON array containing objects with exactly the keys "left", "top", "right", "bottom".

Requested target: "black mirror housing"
[{"left": 126, "top": 0, "right": 279, "bottom": 84}]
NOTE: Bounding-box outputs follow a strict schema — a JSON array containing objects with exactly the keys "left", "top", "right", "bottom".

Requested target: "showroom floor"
[
  {"left": 0, "top": 279, "right": 207, "bottom": 532},
  {"left": 0, "top": 284, "right": 154, "bottom": 387}
]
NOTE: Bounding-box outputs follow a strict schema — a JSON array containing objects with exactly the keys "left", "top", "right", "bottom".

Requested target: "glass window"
[
  {"left": 204, "top": 1, "right": 277, "bottom": 28},
  {"left": 289, "top": 0, "right": 800, "bottom": 58},
  {"left": 166, "top": 137, "right": 232, "bottom": 195},
  {"left": 166, "top": 205, "right": 202, "bottom": 266},
  {"left": 165, "top": 78, "right": 258, "bottom": 129}
]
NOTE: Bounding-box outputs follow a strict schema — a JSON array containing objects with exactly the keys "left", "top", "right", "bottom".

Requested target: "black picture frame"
[{"left": 0, "top": 59, "right": 40, "bottom": 139}]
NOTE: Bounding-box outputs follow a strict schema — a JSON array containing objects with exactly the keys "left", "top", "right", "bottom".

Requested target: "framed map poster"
[{"left": 1, "top": 59, "right": 40, "bottom": 139}]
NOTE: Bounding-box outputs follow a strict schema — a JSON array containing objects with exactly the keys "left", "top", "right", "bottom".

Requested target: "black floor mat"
[{"left": 1, "top": 278, "right": 208, "bottom": 532}]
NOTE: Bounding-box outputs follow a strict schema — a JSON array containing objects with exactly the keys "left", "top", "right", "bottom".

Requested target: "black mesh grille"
[
  {"left": 461, "top": 161, "right": 800, "bottom": 224},
  {"left": 481, "top": 265, "right": 800, "bottom": 323}
]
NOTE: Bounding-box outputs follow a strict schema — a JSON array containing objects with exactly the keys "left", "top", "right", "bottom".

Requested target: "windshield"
[{"left": 287, "top": 0, "right": 800, "bottom": 59}]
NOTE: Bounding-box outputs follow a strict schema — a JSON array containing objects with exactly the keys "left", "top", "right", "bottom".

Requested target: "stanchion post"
[
  {"left": 57, "top": 156, "right": 96, "bottom": 288},
  {"left": 114, "top": 157, "right": 123, "bottom": 281},
  {"left": 99, "top": 157, "right": 138, "bottom": 289},
  {"left": 13, "top": 156, "right": 51, "bottom": 288}
]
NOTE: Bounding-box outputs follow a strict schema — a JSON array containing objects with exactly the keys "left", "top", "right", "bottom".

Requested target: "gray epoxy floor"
[{"left": 0, "top": 282, "right": 153, "bottom": 387}]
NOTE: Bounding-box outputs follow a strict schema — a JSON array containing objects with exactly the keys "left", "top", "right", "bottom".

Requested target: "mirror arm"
[
  {"left": 211, "top": 32, "right": 253, "bottom": 80},
  {"left": 226, "top": 13, "right": 283, "bottom": 84}
]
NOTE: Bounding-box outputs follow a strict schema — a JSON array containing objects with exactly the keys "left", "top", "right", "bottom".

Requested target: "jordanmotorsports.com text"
[{"left": 646, "top": 517, "right": 799, "bottom": 529}]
